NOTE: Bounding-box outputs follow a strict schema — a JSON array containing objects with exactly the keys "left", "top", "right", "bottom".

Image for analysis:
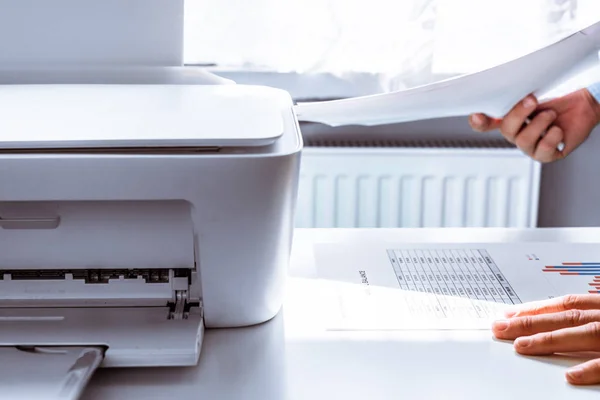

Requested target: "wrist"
[{"left": 585, "top": 82, "right": 600, "bottom": 126}]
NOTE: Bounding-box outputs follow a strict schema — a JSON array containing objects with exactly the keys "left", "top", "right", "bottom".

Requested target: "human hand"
[
  {"left": 469, "top": 88, "right": 600, "bottom": 163},
  {"left": 492, "top": 294, "right": 600, "bottom": 385}
]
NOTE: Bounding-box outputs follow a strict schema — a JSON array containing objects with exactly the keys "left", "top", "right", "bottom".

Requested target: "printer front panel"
[
  {"left": 0, "top": 185, "right": 206, "bottom": 367},
  {"left": 0, "top": 114, "right": 302, "bottom": 327}
]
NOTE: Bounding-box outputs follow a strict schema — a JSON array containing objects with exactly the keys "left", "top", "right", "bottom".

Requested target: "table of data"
[{"left": 386, "top": 248, "right": 522, "bottom": 319}]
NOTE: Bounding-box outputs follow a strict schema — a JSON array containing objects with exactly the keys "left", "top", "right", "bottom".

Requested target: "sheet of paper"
[
  {"left": 315, "top": 242, "right": 600, "bottom": 330},
  {"left": 294, "top": 20, "right": 600, "bottom": 127}
]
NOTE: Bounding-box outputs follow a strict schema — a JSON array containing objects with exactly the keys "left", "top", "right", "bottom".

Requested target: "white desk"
[{"left": 83, "top": 228, "right": 600, "bottom": 399}]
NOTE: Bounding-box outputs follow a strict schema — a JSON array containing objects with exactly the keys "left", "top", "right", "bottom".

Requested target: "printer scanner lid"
[{"left": 0, "top": 84, "right": 290, "bottom": 149}]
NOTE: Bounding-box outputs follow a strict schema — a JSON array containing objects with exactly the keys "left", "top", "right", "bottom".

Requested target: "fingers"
[
  {"left": 513, "top": 322, "right": 600, "bottom": 356},
  {"left": 504, "top": 294, "right": 600, "bottom": 318},
  {"left": 469, "top": 113, "right": 502, "bottom": 132},
  {"left": 469, "top": 96, "right": 537, "bottom": 135},
  {"left": 514, "top": 109, "right": 557, "bottom": 156},
  {"left": 532, "top": 125, "right": 564, "bottom": 163},
  {"left": 492, "top": 310, "right": 600, "bottom": 340},
  {"left": 469, "top": 95, "right": 566, "bottom": 163},
  {"left": 567, "top": 359, "right": 600, "bottom": 385},
  {"left": 495, "top": 293, "right": 600, "bottom": 386},
  {"left": 500, "top": 95, "right": 538, "bottom": 142}
]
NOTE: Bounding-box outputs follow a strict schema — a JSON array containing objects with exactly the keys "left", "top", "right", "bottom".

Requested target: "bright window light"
[
  {"left": 184, "top": 0, "right": 600, "bottom": 91},
  {"left": 432, "top": 0, "right": 600, "bottom": 74}
]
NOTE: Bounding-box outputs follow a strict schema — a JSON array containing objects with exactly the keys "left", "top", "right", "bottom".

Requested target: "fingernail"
[
  {"left": 471, "top": 114, "right": 483, "bottom": 126},
  {"left": 567, "top": 367, "right": 584, "bottom": 381},
  {"left": 493, "top": 320, "right": 508, "bottom": 331},
  {"left": 524, "top": 97, "right": 536, "bottom": 108},
  {"left": 546, "top": 110, "right": 557, "bottom": 118},
  {"left": 515, "top": 337, "right": 531, "bottom": 348}
]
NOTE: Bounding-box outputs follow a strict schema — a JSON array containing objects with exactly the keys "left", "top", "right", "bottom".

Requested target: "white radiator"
[{"left": 295, "top": 140, "right": 541, "bottom": 229}]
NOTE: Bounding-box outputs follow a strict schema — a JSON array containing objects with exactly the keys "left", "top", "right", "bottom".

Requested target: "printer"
[{"left": 0, "top": 83, "right": 302, "bottom": 396}]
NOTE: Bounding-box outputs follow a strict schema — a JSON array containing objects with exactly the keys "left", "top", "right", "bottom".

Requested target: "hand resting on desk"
[
  {"left": 492, "top": 294, "right": 600, "bottom": 385},
  {"left": 468, "top": 89, "right": 600, "bottom": 163}
]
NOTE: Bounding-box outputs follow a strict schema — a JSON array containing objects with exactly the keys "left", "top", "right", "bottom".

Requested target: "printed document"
[{"left": 315, "top": 242, "right": 600, "bottom": 330}]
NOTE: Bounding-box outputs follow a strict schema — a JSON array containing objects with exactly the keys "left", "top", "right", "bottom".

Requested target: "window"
[{"left": 184, "top": 0, "right": 600, "bottom": 98}]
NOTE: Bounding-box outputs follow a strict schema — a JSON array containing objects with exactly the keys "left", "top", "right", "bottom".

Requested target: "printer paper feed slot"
[{"left": 0, "top": 200, "right": 195, "bottom": 270}]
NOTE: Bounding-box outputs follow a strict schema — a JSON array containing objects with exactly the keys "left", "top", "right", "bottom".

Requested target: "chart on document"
[{"left": 315, "top": 242, "right": 600, "bottom": 330}]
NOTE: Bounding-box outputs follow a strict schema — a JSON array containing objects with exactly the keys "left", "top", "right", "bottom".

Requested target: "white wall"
[
  {"left": 537, "top": 124, "right": 600, "bottom": 227},
  {"left": 0, "top": 0, "right": 184, "bottom": 67}
]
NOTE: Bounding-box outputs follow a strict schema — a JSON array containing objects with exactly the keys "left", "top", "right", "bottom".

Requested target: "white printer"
[{"left": 0, "top": 83, "right": 302, "bottom": 397}]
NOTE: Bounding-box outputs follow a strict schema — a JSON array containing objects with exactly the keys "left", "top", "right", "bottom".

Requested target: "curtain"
[{"left": 184, "top": 0, "right": 598, "bottom": 92}]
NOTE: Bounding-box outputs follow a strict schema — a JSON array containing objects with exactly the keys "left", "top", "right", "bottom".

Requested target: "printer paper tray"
[
  {"left": 0, "top": 346, "right": 104, "bottom": 400},
  {"left": 0, "top": 306, "right": 204, "bottom": 368}
]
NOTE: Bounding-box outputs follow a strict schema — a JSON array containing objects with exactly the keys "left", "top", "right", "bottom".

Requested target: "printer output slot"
[
  {"left": 0, "top": 267, "right": 196, "bottom": 309},
  {"left": 0, "top": 268, "right": 191, "bottom": 284}
]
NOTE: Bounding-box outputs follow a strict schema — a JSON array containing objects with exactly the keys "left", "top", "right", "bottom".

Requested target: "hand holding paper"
[{"left": 469, "top": 89, "right": 600, "bottom": 163}]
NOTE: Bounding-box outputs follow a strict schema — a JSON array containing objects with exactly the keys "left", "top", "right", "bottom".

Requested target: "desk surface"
[{"left": 84, "top": 228, "right": 600, "bottom": 399}]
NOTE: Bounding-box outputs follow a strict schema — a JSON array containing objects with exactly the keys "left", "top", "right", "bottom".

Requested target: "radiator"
[{"left": 295, "top": 139, "right": 541, "bottom": 229}]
